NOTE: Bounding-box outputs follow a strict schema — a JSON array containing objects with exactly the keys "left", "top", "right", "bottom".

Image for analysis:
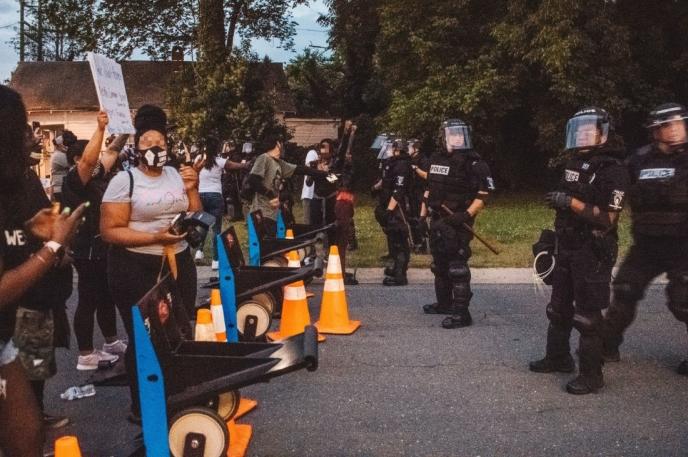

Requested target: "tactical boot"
[
  {"left": 568, "top": 332, "right": 604, "bottom": 394},
  {"left": 601, "top": 341, "right": 620, "bottom": 363},
  {"left": 565, "top": 373, "right": 604, "bottom": 395},
  {"left": 528, "top": 355, "right": 575, "bottom": 373},
  {"left": 423, "top": 303, "right": 452, "bottom": 315},
  {"left": 677, "top": 360, "right": 688, "bottom": 375},
  {"left": 383, "top": 266, "right": 394, "bottom": 277},
  {"left": 383, "top": 276, "right": 408, "bottom": 286},
  {"left": 441, "top": 310, "right": 472, "bottom": 329}
]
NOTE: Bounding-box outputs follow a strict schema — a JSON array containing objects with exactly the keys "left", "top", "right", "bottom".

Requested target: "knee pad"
[
  {"left": 572, "top": 311, "right": 602, "bottom": 335},
  {"left": 667, "top": 271, "right": 688, "bottom": 322},
  {"left": 546, "top": 303, "right": 573, "bottom": 326},
  {"left": 448, "top": 261, "right": 470, "bottom": 282},
  {"left": 612, "top": 281, "right": 643, "bottom": 305}
]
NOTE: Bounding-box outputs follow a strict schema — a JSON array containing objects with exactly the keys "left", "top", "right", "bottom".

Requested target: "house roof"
[{"left": 9, "top": 60, "right": 297, "bottom": 114}]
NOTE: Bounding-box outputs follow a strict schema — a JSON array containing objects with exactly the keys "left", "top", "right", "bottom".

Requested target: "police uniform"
[
  {"left": 376, "top": 153, "right": 413, "bottom": 286},
  {"left": 409, "top": 152, "right": 431, "bottom": 251},
  {"left": 604, "top": 143, "right": 688, "bottom": 373},
  {"left": 424, "top": 149, "right": 494, "bottom": 325},
  {"left": 531, "top": 149, "right": 628, "bottom": 393}
]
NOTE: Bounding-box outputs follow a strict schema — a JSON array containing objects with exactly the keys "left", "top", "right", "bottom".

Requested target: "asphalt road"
[{"left": 43, "top": 282, "right": 688, "bottom": 456}]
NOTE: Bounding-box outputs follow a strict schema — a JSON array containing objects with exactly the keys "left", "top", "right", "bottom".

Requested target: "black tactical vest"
[
  {"left": 426, "top": 150, "right": 479, "bottom": 212},
  {"left": 554, "top": 153, "right": 620, "bottom": 235},
  {"left": 628, "top": 146, "right": 688, "bottom": 238},
  {"left": 380, "top": 155, "right": 411, "bottom": 204}
]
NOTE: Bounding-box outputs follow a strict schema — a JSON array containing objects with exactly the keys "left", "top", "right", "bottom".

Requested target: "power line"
[{"left": 295, "top": 27, "right": 328, "bottom": 33}]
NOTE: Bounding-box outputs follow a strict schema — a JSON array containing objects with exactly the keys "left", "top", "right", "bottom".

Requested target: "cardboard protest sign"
[{"left": 86, "top": 52, "right": 135, "bottom": 134}]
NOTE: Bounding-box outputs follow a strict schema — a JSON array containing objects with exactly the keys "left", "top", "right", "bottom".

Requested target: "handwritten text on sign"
[{"left": 86, "top": 52, "right": 135, "bottom": 135}]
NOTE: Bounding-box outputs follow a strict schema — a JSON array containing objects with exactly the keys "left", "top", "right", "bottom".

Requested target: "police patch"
[
  {"left": 609, "top": 190, "right": 625, "bottom": 210},
  {"left": 582, "top": 162, "right": 590, "bottom": 170},
  {"left": 565, "top": 170, "right": 580, "bottom": 182},
  {"left": 430, "top": 165, "right": 450, "bottom": 175},
  {"left": 486, "top": 177, "right": 495, "bottom": 190},
  {"left": 396, "top": 176, "right": 405, "bottom": 186},
  {"left": 638, "top": 168, "right": 675, "bottom": 180}
]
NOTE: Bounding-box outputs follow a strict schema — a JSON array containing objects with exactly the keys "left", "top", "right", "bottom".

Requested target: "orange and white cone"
[
  {"left": 267, "top": 250, "right": 325, "bottom": 342},
  {"left": 286, "top": 228, "right": 315, "bottom": 298},
  {"left": 315, "top": 245, "right": 361, "bottom": 335}
]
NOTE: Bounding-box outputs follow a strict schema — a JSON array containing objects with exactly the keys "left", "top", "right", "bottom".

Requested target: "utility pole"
[
  {"left": 19, "top": 0, "right": 25, "bottom": 62},
  {"left": 36, "top": 0, "right": 43, "bottom": 61}
]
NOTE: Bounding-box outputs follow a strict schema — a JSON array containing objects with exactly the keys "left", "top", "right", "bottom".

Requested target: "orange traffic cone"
[
  {"left": 315, "top": 245, "right": 361, "bottom": 335},
  {"left": 285, "top": 229, "right": 315, "bottom": 298},
  {"left": 227, "top": 419, "right": 252, "bottom": 457},
  {"left": 54, "top": 436, "right": 82, "bottom": 457},
  {"left": 267, "top": 251, "right": 325, "bottom": 342},
  {"left": 210, "top": 289, "right": 227, "bottom": 342},
  {"left": 195, "top": 308, "right": 215, "bottom": 342}
]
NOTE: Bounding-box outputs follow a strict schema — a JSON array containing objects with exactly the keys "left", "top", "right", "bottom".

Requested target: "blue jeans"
[{"left": 200, "top": 192, "right": 224, "bottom": 260}]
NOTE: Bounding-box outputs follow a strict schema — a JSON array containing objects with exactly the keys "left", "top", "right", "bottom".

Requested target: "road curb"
[{"left": 196, "top": 266, "right": 669, "bottom": 285}]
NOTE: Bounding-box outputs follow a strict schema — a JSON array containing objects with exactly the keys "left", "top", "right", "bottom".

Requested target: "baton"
[
  {"left": 441, "top": 204, "right": 500, "bottom": 255},
  {"left": 395, "top": 204, "right": 415, "bottom": 250}
]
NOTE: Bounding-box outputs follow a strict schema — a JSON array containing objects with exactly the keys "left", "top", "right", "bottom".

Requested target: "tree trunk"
[
  {"left": 225, "top": 0, "right": 244, "bottom": 55},
  {"left": 198, "top": 0, "right": 227, "bottom": 65}
]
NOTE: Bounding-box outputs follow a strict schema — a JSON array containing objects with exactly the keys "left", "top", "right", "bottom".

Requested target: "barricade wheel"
[
  {"left": 206, "top": 390, "right": 240, "bottom": 421},
  {"left": 169, "top": 407, "right": 229, "bottom": 457},
  {"left": 251, "top": 292, "right": 276, "bottom": 315},
  {"left": 264, "top": 256, "right": 288, "bottom": 268},
  {"left": 237, "top": 300, "right": 272, "bottom": 339}
]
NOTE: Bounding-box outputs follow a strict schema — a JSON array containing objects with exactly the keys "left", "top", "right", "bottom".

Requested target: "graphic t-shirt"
[{"left": 102, "top": 166, "right": 190, "bottom": 255}]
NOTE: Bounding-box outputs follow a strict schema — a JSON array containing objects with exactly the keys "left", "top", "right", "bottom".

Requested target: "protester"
[
  {"left": 197, "top": 136, "right": 250, "bottom": 269},
  {"left": 301, "top": 146, "right": 319, "bottom": 225},
  {"left": 50, "top": 130, "right": 76, "bottom": 204},
  {"left": 0, "top": 85, "right": 86, "bottom": 455},
  {"left": 246, "top": 135, "right": 332, "bottom": 235},
  {"left": 101, "top": 104, "right": 201, "bottom": 422},
  {"left": 309, "top": 139, "right": 338, "bottom": 228},
  {"left": 61, "top": 111, "right": 128, "bottom": 371}
]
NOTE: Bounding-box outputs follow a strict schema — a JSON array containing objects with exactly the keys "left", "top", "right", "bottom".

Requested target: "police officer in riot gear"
[
  {"left": 374, "top": 139, "right": 413, "bottom": 286},
  {"left": 422, "top": 119, "right": 494, "bottom": 328},
  {"left": 603, "top": 103, "right": 688, "bottom": 375},
  {"left": 529, "top": 107, "right": 629, "bottom": 395},
  {"left": 408, "top": 139, "right": 431, "bottom": 252}
]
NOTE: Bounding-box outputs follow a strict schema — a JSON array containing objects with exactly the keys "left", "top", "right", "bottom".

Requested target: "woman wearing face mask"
[{"left": 100, "top": 105, "right": 201, "bottom": 422}]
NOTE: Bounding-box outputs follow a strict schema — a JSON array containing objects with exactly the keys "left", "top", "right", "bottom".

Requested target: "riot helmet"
[
  {"left": 565, "top": 107, "right": 611, "bottom": 151},
  {"left": 377, "top": 135, "right": 396, "bottom": 161},
  {"left": 391, "top": 138, "right": 407, "bottom": 156},
  {"left": 646, "top": 103, "right": 688, "bottom": 148},
  {"left": 440, "top": 119, "right": 472, "bottom": 153}
]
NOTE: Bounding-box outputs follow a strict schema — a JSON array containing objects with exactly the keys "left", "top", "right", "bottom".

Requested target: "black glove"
[
  {"left": 545, "top": 191, "right": 572, "bottom": 210},
  {"left": 382, "top": 209, "right": 394, "bottom": 225},
  {"left": 446, "top": 211, "right": 471, "bottom": 228}
]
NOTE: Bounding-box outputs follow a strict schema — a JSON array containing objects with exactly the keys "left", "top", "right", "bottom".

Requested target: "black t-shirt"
[
  {"left": 0, "top": 170, "right": 73, "bottom": 341},
  {"left": 62, "top": 164, "right": 111, "bottom": 259}
]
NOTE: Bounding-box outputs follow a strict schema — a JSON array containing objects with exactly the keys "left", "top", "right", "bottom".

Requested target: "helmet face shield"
[
  {"left": 654, "top": 116, "right": 688, "bottom": 146},
  {"left": 371, "top": 134, "right": 388, "bottom": 150},
  {"left": 565, "top": 114, "right": 609, "bottom": 150},
  {"left": 444, "top": 125, "right": 472, "bottom": 152},
  {"left": 377, "top": 139, "right": 395, "bottom": 160}
]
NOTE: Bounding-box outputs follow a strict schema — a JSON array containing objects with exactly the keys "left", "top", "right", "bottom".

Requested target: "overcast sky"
[{"left": 0, "top": 0, "right": 330, "bottom": 83}]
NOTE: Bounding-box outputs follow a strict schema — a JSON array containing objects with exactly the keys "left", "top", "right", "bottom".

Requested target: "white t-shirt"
[
  {"left": 198, "top": 157, "right": 228, "bottom": 194},
  {"left": 102, "top": 167, "right": 189, "bottom": 255},
  {"left": 301, "top": 149, "right": 319, "bottom": 200}
]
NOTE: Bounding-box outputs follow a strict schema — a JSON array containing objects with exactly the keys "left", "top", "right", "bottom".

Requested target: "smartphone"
[{"left": 169, "top": 213, "right": 186, "bottom": 236}]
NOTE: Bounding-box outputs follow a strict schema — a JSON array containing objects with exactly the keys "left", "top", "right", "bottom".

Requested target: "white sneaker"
[
  {"left": 211, "top": 260, "right": 219, "bottom": 270},
  {"left": 102, "top": 339, "right": 127, "bottom": 356},
  {"left": 77, "top": 350, "right": 119, "bottom": 371},
  {"left": 194, "top": 250, "right": 205, "bottom": 261}
]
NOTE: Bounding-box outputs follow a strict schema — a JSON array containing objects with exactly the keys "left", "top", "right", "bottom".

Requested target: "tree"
[
  {"left": 320, "top": 0, "right": 384, "bottom": 118},
  {"left": 286, "top": 49, "right": 344, "bottom": 117},
  {"left": 97, "top": 0, "right": 308, "bottom": 60},
  {"left": 13, "top": 0, "right": 97, "bottom": 61}
]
